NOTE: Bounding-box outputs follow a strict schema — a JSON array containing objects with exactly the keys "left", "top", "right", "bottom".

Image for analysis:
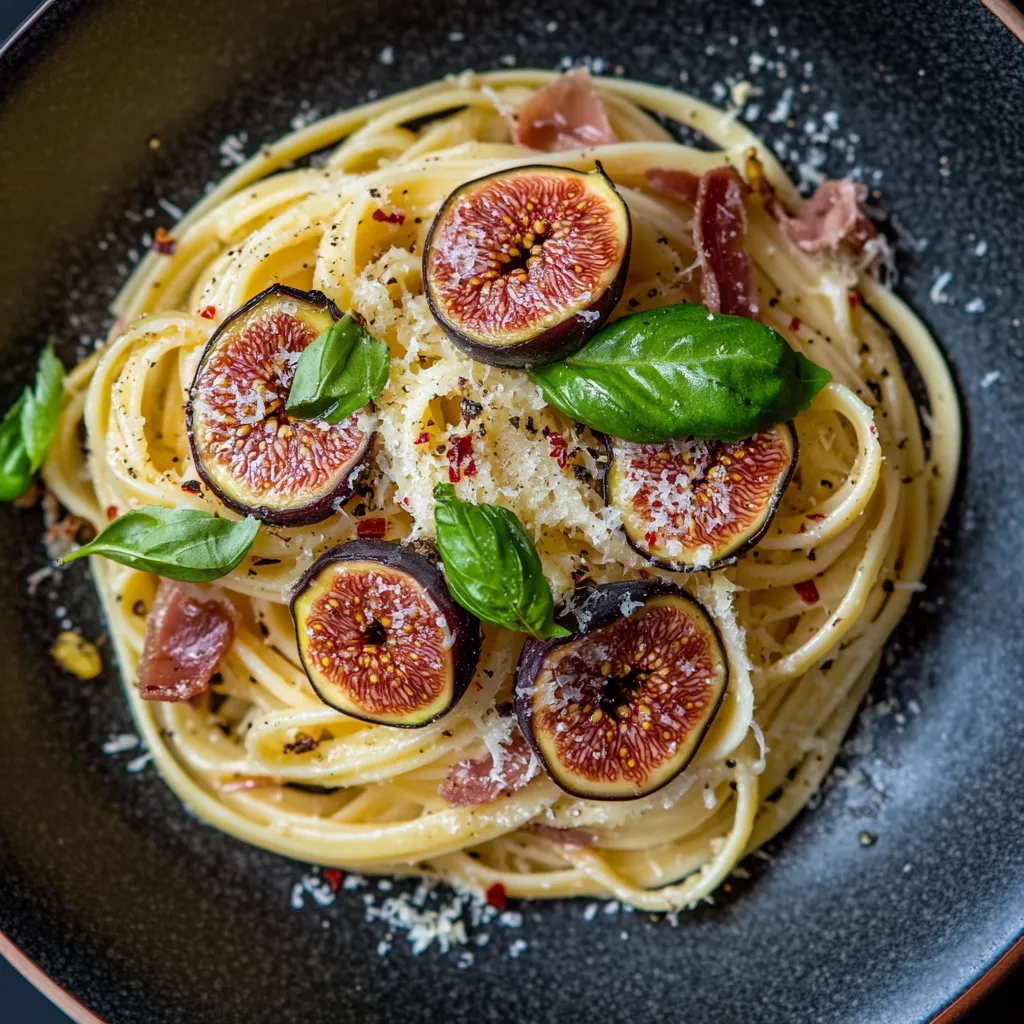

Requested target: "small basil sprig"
[
  {"left": 433, "top": 483, "right": 569, "bottom": 641},
  {"left": 61, "top": 506, "right": 259, "bottom": 582},
  {"left": 0, "top": 343, "right": 65, "bottom": 501},
  {"left": 22, "top": 344, "right": 65, "bottom": 469},
  {"left": 285, "top": 314, "right": 390, "bottom": 423},
  {"left": 530, "top": 303, "right": 831, "bottom": 443},
  {"left": 0, "top": 396, "right": 32, "bottom": 502}
]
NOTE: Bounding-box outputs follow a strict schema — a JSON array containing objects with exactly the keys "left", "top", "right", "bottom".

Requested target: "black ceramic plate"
[{"left": 2, "top": 2, "right": 1023, "bottom": 1022}]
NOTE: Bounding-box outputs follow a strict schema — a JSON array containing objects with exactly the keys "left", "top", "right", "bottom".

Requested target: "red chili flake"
[
  {"left": 414, "top": 431, "right": 431, "bottom": 445},
  {"left": 323, "top": 868, "right": 343, "bottom": 893},
  {"left": 805, "top": 513, "right": 826, "bottom": 521},
  {"left": 549, "top": 434, "right": 569, "bottom": 469},
  {"left": 790, "top": 316, "right": 802, "bottom": 331},
  {"left": 357, "top": 517, "right": 387, "bottom": 538},
  {"left": 794, "top": 579, "right": 820, "bottom": 605},
  {"left": 848, "top": 292, "right": 860, "bottom": 308},
  {"left": 447, "top": 434, "right": 477, "bottom": 482},
  {"left": 152, "top": 226, "right": 176, "bottom": 255},
  {"left": 181, "top": 480, "right": 202, "bottom": 495},
  {"left": 644, "top": 530, "right": 658, "bottom": 546},
  {"left": 401, "top": 496, "right": 411, "bottom": 507},
  {"left": 869, "top": 424, "right": 877, "bottom": 435},
  {"left": 106, "top": 505, "right": 118, "bottom": 521},
  {"left": 372, "top": 208, "right": 406, "bottom": 225},
  {"left": 485, "top": 881, "right": 507, "bottom": 911},
  {"left": 200, "top": 305, "right": 217, "bottom": 319}
]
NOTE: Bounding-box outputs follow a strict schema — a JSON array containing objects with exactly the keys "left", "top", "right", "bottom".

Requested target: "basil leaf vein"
[
  {"left": 530, "top": 303, "right": 831, "bottom": 443},
  {"left": 433, "top": 483, "right": 569, "bottom": 641},
  {"left": 61, "top": 507, "right": 260, "bottom": 582},
  {"left": 285, "top": 315, "right": 390, "bottom": 423}
]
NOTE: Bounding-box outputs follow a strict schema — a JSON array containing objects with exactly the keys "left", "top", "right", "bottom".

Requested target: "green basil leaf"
[
  {"left": 530, "top": 303, "right": 831, "bottom": 443},
  {"left": 21, "top": 343, "right": 65, "bottom": 471},
  {"left": 285, "top": 315, "right": 390, "bottom": 423},
  {"left": 0, "top": 394, "right": 33, "bottom": 502},
  {"left": 433, "top": 482, "right": 569, "bottom": 641},
  {"left": 61, "top": 506, "right": 260, "bottom": 582}
]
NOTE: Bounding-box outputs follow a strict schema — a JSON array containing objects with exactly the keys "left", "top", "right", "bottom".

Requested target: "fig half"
[
  {"left": 604, "top": 424, "right": 798, "bottom": 572},
  {"left": 187, "top": 285, "right": 373, "bottom": 526},
  {"left": 516, "top": 580, "right": 728, "bottom": 800},
  {"left": 423, "top": 164, "right": 631, "bottom": 368},
  {"left": 291, "top": 540, "right": 481, "bottom": 727}
]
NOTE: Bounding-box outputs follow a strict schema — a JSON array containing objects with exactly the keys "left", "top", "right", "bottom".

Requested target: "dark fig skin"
[
  {"left": 291, "top": 540, "right": 482, "bottom": 728},
  {"left": 186, "top": 284, "right": 374, "bottom": 527},
  {"left": 600, "top": 423, "right": 799, "bottom": 574},
  {"left": 515, "top": 580, "right": 729, "bottom": 801},
  {"left": 423, "top": 164, "right": 632, "bottom": 369}
]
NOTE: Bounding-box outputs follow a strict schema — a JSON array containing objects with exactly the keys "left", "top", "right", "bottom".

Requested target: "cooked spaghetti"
[{"left": 43, "top": 70, "right": 960, "bottom": 911}]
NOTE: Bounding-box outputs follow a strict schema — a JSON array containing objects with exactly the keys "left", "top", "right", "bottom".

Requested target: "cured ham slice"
[
  {"left": 439, "top": 729, "right": 537, "bottom": 807},
  {"left": 512, "top": 68, "right": 618, "bottom": 152},
  {"left": 138, "top": 580, "right": 238, "bottom": 702},
  {"left": 529, "top": 825, "right": 599, "bottom": 850},
  {"left": 645, "top": 167, "right": 701, "bottom": 206},
  {"left": 777, "top": 179, "right": 868, "bottom": 252},
  {"left": 693, "top": 166, "right": 760, "bottom": 319}
]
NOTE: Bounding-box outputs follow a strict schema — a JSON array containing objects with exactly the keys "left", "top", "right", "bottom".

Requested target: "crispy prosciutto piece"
[
  {"left": 777, "top": 179, "right": 869, "bottom": 253},
  {"left": 138, "top": 580, "right": 238, "bottom": 702},
  {"left": 511, "top": 68, "right": 618, "bottom": 152},
  {"left": 438, "top": 728, "right": 537, "bottom": 807},
  {"left": 644, "top": 167, "right": 701, "bottom": 206},
  {"left": 693, "top": 166, "right": 760, "bottom": 320}
]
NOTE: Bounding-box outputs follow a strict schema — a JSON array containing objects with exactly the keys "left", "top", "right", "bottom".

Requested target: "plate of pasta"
[{"left": 1, "top": 1, "right": 1022, "bottom": 1023}]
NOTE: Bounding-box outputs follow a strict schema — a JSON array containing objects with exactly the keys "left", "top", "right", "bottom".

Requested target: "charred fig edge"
[
  {"left": 422, "top": 164, "right": 632, "bottom": 369},
  {"left": 514, "top": 579, "right": 730, "bottom": 801},
  {"left": 290, "top": 539, "right": 482, "bottom": 728},
  {"left": 186, "top": 284, "right": 372, "bottom": 527},
  {"left": 600, "top": 423, "right": 799, "bottom": 574}
]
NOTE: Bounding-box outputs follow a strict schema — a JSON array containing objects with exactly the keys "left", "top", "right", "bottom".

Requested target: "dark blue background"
[{"left": 0, "top": 0, "right": 1020, "bottom": 1021}]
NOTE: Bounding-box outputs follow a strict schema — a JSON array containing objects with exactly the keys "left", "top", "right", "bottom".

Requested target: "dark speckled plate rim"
[{"left": 0, "top": 1, "right": 1022, "bottom": 1022}]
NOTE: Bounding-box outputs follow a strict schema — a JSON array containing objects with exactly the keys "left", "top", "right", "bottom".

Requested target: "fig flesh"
[
  {"left": 187, "top": 285, "right": 372, "bottom": 526},
  {"left": 604, "top": 424, "right": 797, "bottom": 572},
  {"left": 291, "top": 540, "right": 481, "bottom": 727},
  {"left": 516, "top": 580, "right": 728, "bottom": 800},
  {"left": 423, "top": 164, "right": 631, "bottom": 368}
]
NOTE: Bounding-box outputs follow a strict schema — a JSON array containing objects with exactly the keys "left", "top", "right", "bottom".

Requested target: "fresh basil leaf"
[
  {"left": 797, "top": 349, "right": 832, "bottom": 399},
  {"left": 0, "top": 394, "right": 32, "bottom": 502},
  {"left": 61, "top": 506, "right": 260, "bottom": 582},
  {"left": 530, "top": 303, "right": 831, "bottom": 443},
  {"left": 21, "top": 343, "right": 65, "bottom": 471},
  {"left": 433, "top": 483, "right": 569, "bottom": 641},
  {"left": 285, "top": 315, "right": 390, "bottom": 423}
]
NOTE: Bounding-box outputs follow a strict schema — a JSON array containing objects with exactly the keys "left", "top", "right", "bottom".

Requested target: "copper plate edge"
[
  {"left": 981, "top": 0, "right": 1024, "bottom": 42},
  {"left": 0, "top": 931, "right": 107, "bottom": 1023},
  {"left": 929, "top": 932, "right": 1024, "bottom": 1023}
]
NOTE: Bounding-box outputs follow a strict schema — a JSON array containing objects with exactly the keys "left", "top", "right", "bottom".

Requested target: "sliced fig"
[
  {"left": 515, "top": 580, "right": 728, "bottom": 800},
  {"left": 291, "top": 540, "right": 481, "bottom": 727},
  {"left": 187, "top": 285, "right": 373, "bottom": 526},
  {"left": 604, "top": 424, "right": 798, "bottom": 572},
  {"left": 423, "top": 164, "right": 631, "bottom": 368}
]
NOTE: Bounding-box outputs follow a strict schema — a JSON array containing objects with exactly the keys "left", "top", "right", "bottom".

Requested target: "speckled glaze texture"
[{"left": 0, "top": 2, "right": 1022, "bottom": 1023}]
